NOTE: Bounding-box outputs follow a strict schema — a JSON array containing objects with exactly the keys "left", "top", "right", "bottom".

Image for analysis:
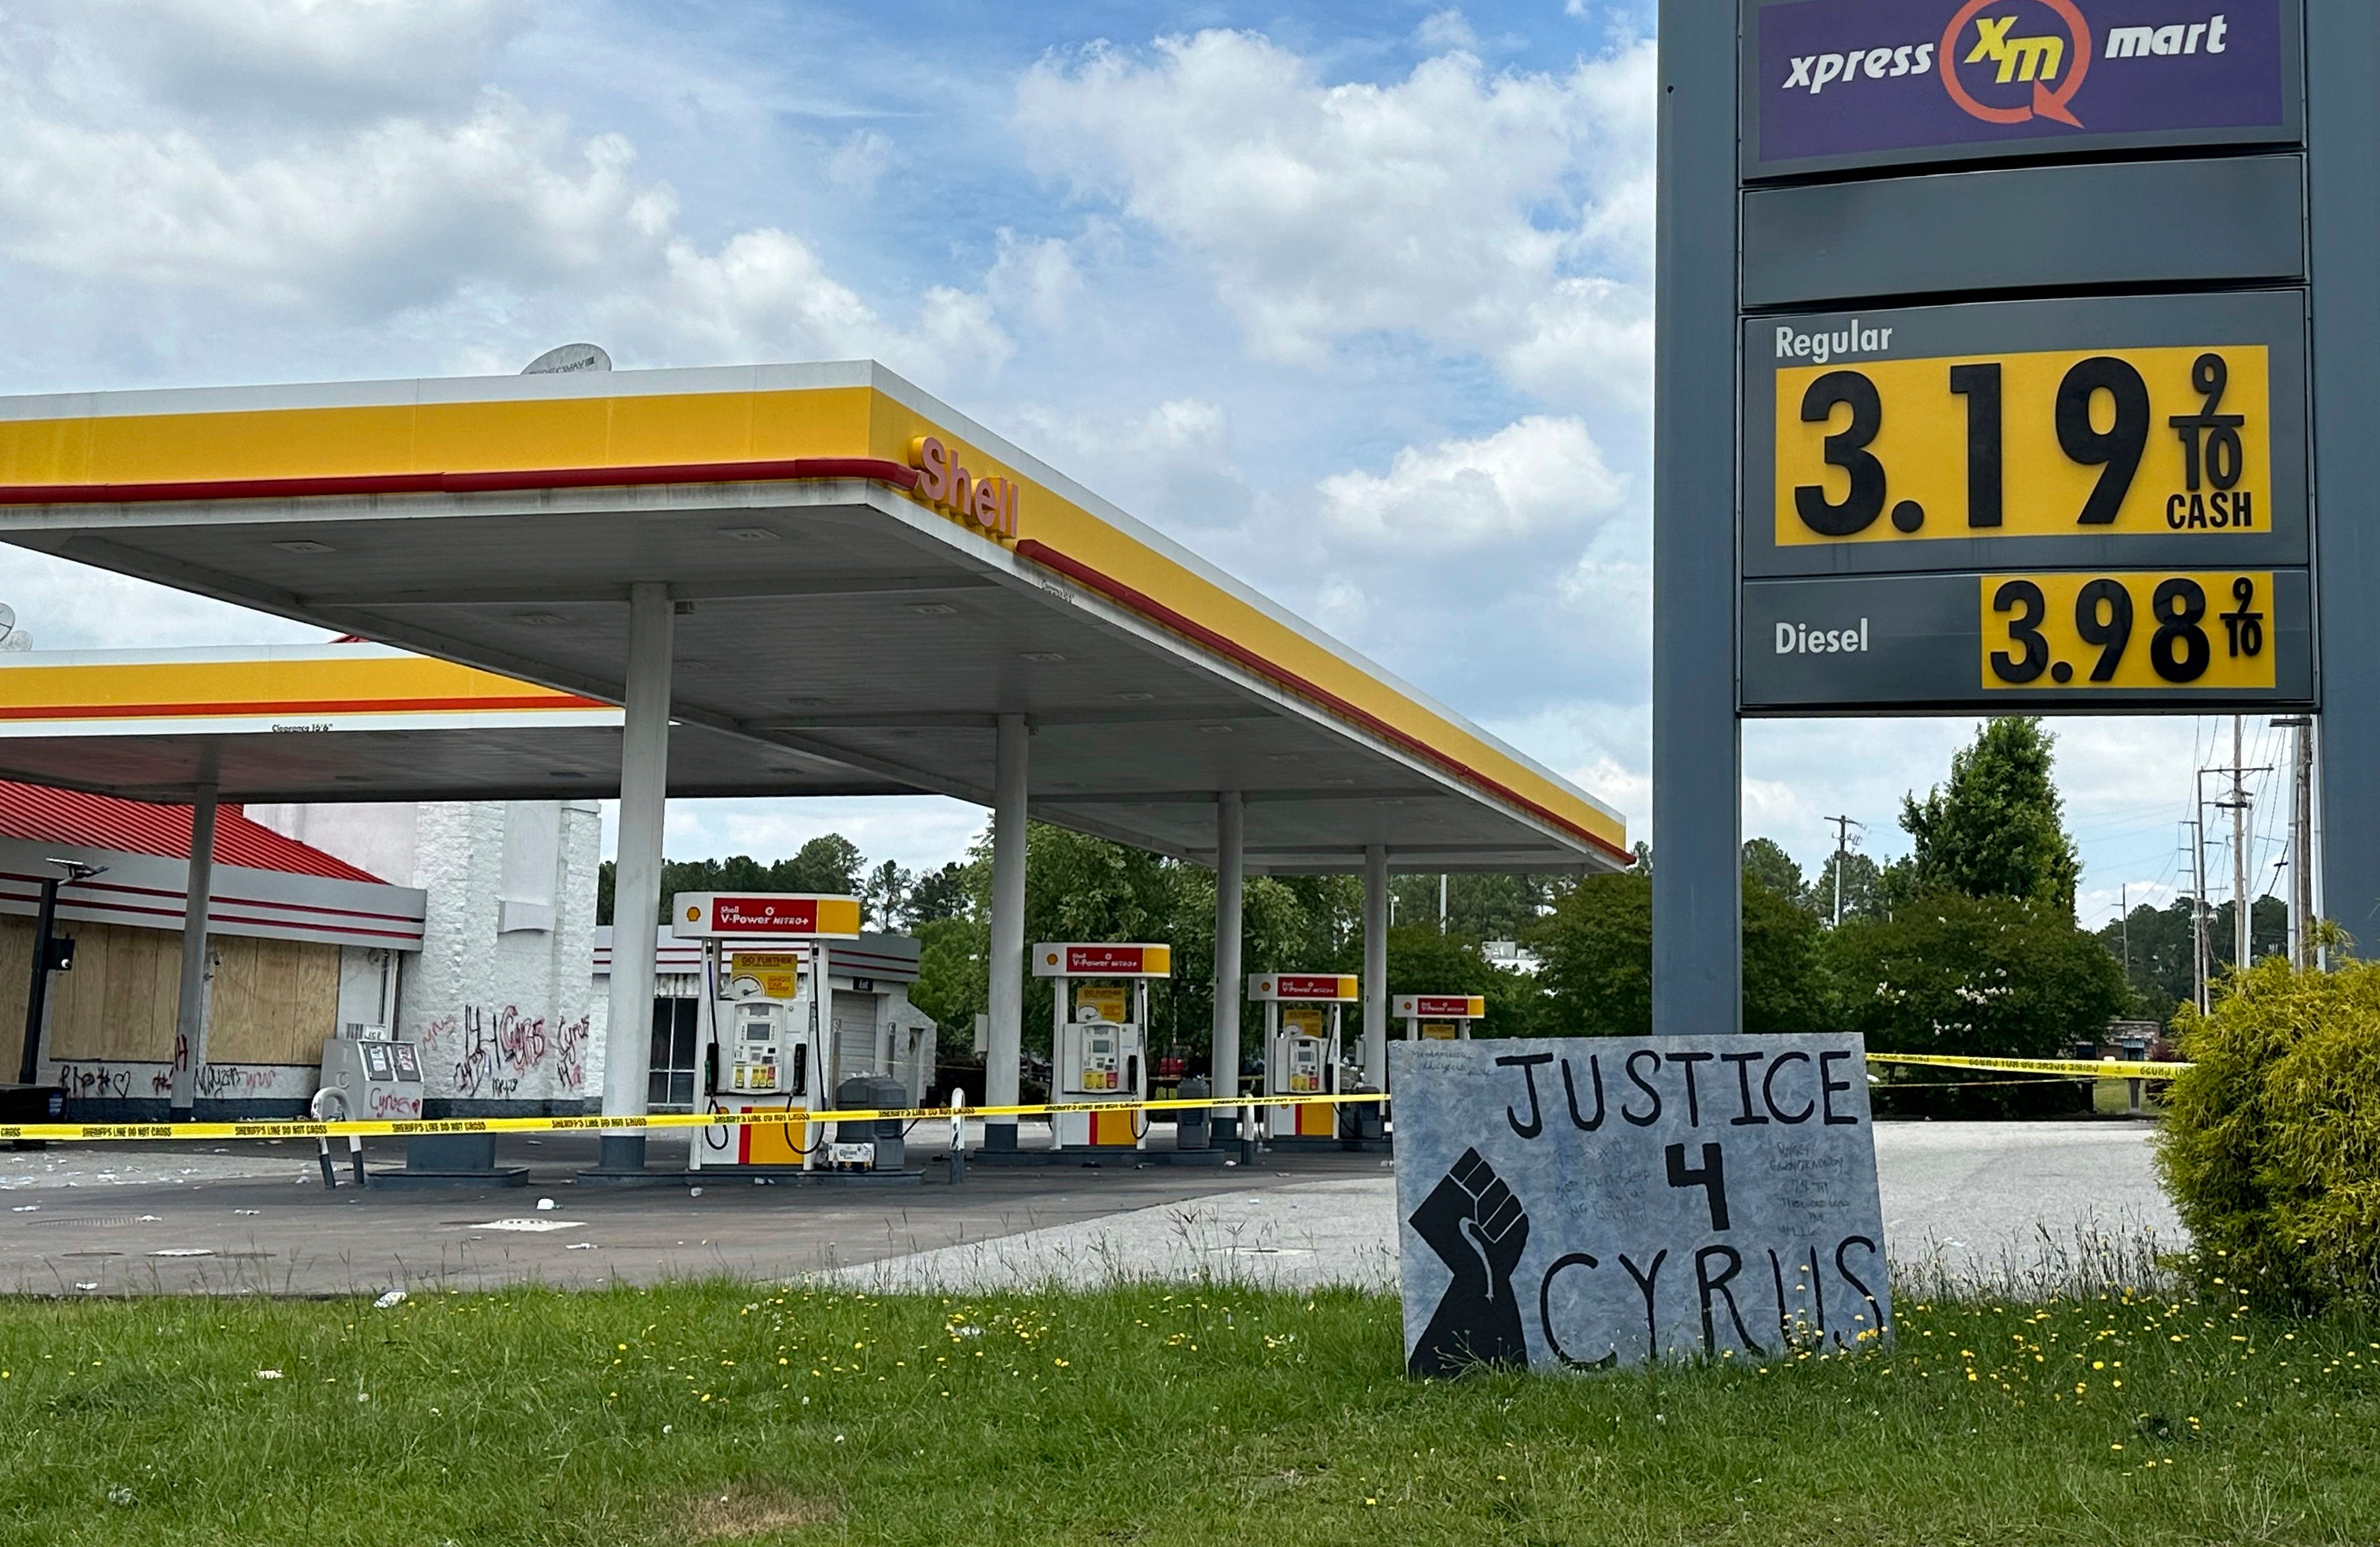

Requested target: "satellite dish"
[
  {"left": 0, "top": 604, "right": 25, "bottom": 652},
  {"left": 521, "top": 342, "right": 612, "bottom": 375}
]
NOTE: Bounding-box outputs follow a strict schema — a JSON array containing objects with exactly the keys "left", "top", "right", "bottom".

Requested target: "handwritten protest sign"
[{"left": 1393, "top": 1034, "right": 1890, "bottom": 1376}]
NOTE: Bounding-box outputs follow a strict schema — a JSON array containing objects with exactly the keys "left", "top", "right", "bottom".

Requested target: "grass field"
[{"left": 0, "top": 1280, "right": 2373, "bottom": 1546}]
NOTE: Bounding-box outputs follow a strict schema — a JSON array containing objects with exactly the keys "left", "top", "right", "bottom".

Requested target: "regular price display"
[
  {"left": 1774, "top": 344, "right": 2271, "bottom": 546},
  {"left": 1980, "top": 571, "right": 2274, "bottom": 694}
]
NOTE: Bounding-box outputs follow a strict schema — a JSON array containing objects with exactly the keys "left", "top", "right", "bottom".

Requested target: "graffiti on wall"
[
  {"left": 49, "top": 1061, "right": 314, "bottom": 1104},
  {"left": 417, "top": 1005, "right": 590, "bottom": 1101}
]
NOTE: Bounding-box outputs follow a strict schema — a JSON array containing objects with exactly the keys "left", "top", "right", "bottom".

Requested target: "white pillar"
[
  {"left": 984, "top": 712, "right": 1028, "bottom": 1148},
  {"left": 1362, "top": 843, "right": 1389, "bottom": 1086},
  {"left": 1211, "top": 791, "right": 1245, "bottom": 1117},
  {"left": 168, "top": 783, "right": 218, "bottom": 1117},
  {"left": 599, "top": 582, "right": 672, "bottom": 1165}
]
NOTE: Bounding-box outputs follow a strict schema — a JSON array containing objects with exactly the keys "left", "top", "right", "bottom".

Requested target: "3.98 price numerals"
[
  {"left": 1775, "top": 344, "right": 2272, "bottom": 546},
  {"left": 1980, "top": 571, "right": 2273, "bottom": 693}
]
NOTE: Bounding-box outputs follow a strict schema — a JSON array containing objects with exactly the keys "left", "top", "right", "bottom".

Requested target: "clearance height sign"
[{"left": 1737, "top": 275, "right": 2314, "bottom": 712}]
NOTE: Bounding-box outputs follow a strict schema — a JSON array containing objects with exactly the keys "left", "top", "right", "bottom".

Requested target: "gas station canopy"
[{"left": 0, "top": 362, "right": 1626, "bottom": 874}]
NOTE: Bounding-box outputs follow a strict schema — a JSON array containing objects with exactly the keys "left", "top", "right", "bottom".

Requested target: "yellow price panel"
[
  {"left": 1744, "top": 293, "right": 2308, "bottom": 574},
  {"left": 1780, "top": 345, "right": 2267, "bottom": 544},
  {"left": 1979, "top": 572, "right": 2274, "bottom": 694}
]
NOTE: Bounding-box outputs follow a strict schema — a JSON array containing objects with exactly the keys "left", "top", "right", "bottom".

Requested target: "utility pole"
[
  {"left": 2119, "top": 883, "right": 2131, "bottom": 985},
  {"left": 1824, "top": 814, "right": 1862, "bottom": 926},
  {"left": 2231, "top": 716, "right": 2252, "bottom": 973},
  {"left": 2275, "top": 715, "right": 2315, "bottom": 969},
  {"left": 2185, "top": 809, "right": 2208, "bottom": 1014},
  {"left": 2199, "top": 740, "right": 2271, "bottom": 990}
]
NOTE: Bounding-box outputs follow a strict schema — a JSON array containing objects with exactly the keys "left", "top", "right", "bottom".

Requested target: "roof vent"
[{"left": 522, "top": 342, "right": 612, "bottom": 375}]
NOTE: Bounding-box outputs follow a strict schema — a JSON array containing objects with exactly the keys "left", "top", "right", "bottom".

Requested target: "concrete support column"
[
  {"left": 598, "top": 582, "right": 673, "bottom": 1171},
  {"left": 1211, "top": 791, "right": 1244, "bottom": 1124},
  {"left": 1361, "top": 843, "right": 1389, "bottom": 1086},
  {"left": 983, "top": 712, "right": 1028, "bottom": 1150},
  {"left": 167, "top": 783, "right": 218, "bottom": 1119}
]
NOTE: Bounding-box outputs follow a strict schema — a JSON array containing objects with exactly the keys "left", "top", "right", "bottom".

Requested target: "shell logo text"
[{"left": 908, "top": 436, "right": 1021, "bottom": 539}]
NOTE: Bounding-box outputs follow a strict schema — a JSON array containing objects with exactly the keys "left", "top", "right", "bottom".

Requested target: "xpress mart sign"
[{"left": 1746, "top": 0, "right": 2297, "bottom": 177}]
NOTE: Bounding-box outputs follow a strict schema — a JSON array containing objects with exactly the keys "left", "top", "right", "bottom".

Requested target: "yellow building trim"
[
  {"left": 0, "top": 653, "right": 604, "bottom": 720},
  {"left": 0, "top": 383, "right": 1623, "bottom": 855}
]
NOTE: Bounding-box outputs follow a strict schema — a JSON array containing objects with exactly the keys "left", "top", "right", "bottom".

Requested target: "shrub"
[{"left": 2158, "top": 956, "right": 2380, "bottom": 1314}]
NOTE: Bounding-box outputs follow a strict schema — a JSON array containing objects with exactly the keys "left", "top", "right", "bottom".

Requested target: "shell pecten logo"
[{"left": 686, "top": 905, "right": 702, "bottom": 921}]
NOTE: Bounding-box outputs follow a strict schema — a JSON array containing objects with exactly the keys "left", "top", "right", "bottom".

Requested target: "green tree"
[
  {"left": 904, "top": 862, "right": 971, "bottom": 925},
  {"left": 1741, "top": 837, "right": 1808, "bottom": 910},
  {"left": 1529, "top": 871, "right": 1654, "bottom": 1036},
  {"left": 595, "top": 835, "right": 872, "bottom": 926},
  {"left": 778, "top": 834, "right": 864, "bottom": 895},
  {"left": 1810, "top": 847, "right": 1884, "bottom": 923},
  {"left": 1742, "top": 876, "right": 1830, "bottom": 1033},
  {"left": 1387, "top": 873, "right": 1560, "bottom": 939},
  {"left": 1902, "top": 717, "right": 2082, "bottom": 911},
  {"left": 860, "top": 859, "right": 911, "bottom": 931},
  {"left": 1527, "top": 868, "right": 1824, "bottom": 1037},
  {"left": 1824, "top": 893, "right": 2129, "bottom": 1057}
]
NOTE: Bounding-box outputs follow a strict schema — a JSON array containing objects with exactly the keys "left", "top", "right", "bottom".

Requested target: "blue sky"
[{"left": 0, "top": 0, "right": 2278, "bottom": 930}]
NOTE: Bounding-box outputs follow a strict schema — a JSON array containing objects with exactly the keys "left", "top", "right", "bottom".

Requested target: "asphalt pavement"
[{"left": 0, "top": 1119, "right": 2177, "bottom": 1298}]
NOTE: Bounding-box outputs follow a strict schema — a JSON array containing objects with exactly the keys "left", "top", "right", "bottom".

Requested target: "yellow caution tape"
[
  {"left": 0, "top": 1052, "right": 2193, "bottom": 1143},
  {"left": 1868, "top": 1052, "right": 2193, "bottom": 1081},
  {"left": 0, "top": 1089, "right": 1385, "bottom": 1143}
]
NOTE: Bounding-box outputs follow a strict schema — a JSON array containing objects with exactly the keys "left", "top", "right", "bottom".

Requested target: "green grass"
[{"left": 0, "top": 1281, "right": 2375, "bottom": 1545}]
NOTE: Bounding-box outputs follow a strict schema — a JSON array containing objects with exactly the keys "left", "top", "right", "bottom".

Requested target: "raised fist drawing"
[{"left": 1407, "top": 1147, "right": 1531, "bottom": 1376}]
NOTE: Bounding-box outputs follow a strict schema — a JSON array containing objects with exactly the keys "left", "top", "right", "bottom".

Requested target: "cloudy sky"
[{"left": 0, "top": 0, "right": 2292, "bottom": 929}]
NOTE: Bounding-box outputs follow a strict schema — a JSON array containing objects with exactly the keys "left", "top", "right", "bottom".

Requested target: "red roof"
[{"left": 0, "top": 781, "right": 384, "bottom": 883}]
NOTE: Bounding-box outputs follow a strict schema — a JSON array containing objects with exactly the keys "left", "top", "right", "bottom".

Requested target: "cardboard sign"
[{"left": 1392, "top": 1035, "right": 1890, "bottom": 1376}]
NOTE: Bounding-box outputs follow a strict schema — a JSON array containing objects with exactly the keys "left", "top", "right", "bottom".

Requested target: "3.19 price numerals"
[
  {"left": 1778, "top": 342, "right": 2268, "bottom": 543},
  {"left": 1981, "top": 571, "right": 2273, "bottom": 692}
]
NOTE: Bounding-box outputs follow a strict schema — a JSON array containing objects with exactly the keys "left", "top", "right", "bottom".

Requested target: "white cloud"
[
  {"left": 1002, "top": 394, "right": 1253, "bottom": 532},
  {"left": 1319, "top": 416, "right": 1621, "bottom": 552},
  {"left": 985, "top": 230, "right": 1082, "bottom": 332},
  {"left": 1013, "top": 29, "right": 1655, "bottom": 403},
  {"left": 1413, "top": 11, "right": 1479, "bottom": 53},
  {"left": 0, "top": 551, "right": 328, "bottom": 650},
  {"left": 596, "top": 230, "right": 1011, "bottom": 381},
  {"left": 77, "top": 0, "right": 532, "bottom": 125},
  {"left": 0, "top": 0, "right": 1015, "bottom": 383},
  {"left": 824, "top": 129, "right": 893, "bottom": 193}
]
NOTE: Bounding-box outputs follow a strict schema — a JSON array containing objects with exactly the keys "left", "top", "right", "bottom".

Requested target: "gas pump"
[
  {"left": 1393, "top": 994, "right": 1485, "bottom": 1043},
  {"left": 1247, "top": 972, "right": 1357, "bottom": 1139},
  {"left": 673, "top": 892, "right": 862, "bottom": 1172},
  {"left": 1034, "top": 943, "right": 1170, "bottom": 1150}
]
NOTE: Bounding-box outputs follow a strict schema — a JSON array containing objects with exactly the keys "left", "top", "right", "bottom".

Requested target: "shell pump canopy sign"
[
  {"left": 672, "top": 893, "right": 862, "bottom": 939},
  {"left": 1032, "top": 943, "right": 1173, "bottom": 978},
  {"left": 1745, "top": 0, "right": 2299, "bottom": 178},
  {"left": 1249, "top": 973, "right": 1359, "bottom": 1002}
]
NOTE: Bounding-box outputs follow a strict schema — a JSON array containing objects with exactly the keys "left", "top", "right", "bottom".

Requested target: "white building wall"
[{"left": 251, "top": 798, "right": 599, "bottom": 1111}]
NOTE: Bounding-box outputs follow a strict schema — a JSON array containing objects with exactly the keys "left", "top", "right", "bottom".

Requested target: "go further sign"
[
  {"left": 1392, "top": 1036, "right": 1890, "bottom": 1376},
  {"left": 1746, "top": 0, "right": 2299, "bottom": 178}
]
